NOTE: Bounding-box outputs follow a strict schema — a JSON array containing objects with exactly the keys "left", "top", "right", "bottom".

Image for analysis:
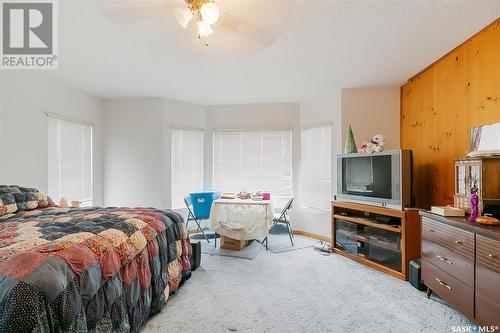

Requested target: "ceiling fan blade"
[
  {"left": 97, "top": 0, "right": 181, "bottom": 24},
  {"left": 217, "top": 13, "right": 277, "bottom": 46},
  {"left": 102, "top": 7, "right": 164, "bottom": 23}
]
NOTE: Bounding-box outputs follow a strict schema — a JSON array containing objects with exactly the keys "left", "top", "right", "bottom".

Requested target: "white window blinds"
[
  {"left": 213, "top": 130, "right": 292, "bottom": 208},
  {"left": 299, "top": 126, "right": 331, "bottom": 211},
  {"left": 48, "top": 117, "right": 93, "bottom": 206},
  {"left": 171, "top": 128, "right": 204, "bottom": 209}
]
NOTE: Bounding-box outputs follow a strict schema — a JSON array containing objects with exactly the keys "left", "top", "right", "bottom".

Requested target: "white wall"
[
  {"left": 295, "top": 92, "right": 342, "bottom": 237},
  {"left": 103, "top": 97, "right": 205, "bottom": 208},
  {"left": 163, "top": 98, "right": 206, "bottom": 208},
  {"left": 205, "top": 103, "right": 300, "bottom": 130},
  {"left": 341, "top": 87, "right": 400, "bottom": 149},
  {"left": 0, "top": 71, "right": 104, "bottom": 205},
  {"left": 104, "top": 102, "right": 301, "bottom": 210},
  {"left": 103, "top": 98, "right": 164, "bottom": 207}
]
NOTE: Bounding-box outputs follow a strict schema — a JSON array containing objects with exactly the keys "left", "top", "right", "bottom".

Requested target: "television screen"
[{"left": 342, "top": 155, "right": 392, "bottom": 199}]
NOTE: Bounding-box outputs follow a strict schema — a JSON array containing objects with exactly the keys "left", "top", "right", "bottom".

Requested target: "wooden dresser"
[{"left": 420, "top": 211, "right": 500, "bottom": 326}]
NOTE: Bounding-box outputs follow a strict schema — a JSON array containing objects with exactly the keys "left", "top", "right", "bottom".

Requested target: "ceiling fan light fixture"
[
  {"left": 200, "top": 2, "right": 219, "bottom": 25},
  {"left": 197, "top": 19, "right": 213, "bottom": 37},
  {"left": 173, "top": 7, "right": 193, "bottom": 28}
]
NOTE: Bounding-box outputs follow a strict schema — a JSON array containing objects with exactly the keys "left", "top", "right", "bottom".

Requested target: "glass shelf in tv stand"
[{"left": 334, "top": 216, "right": 403, "bottom": 273}]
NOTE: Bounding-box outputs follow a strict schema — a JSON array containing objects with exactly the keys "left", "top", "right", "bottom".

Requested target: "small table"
[{"left": 209, "top": 199, "right": 274, "bottom": 245}]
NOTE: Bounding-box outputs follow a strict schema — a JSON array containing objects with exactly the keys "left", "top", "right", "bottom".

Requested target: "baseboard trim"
[{"left": 293, "top": 230, "right": 330, "bottom": 243}]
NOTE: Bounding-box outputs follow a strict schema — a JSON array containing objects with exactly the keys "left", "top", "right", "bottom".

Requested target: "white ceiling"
[{"left": 47, "top": 0, "right": 500, "bottom": 105}]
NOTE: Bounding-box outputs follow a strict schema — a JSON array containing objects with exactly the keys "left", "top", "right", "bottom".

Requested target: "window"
[
  {"left": 48, "top": 116, "right": 92, "bottom": 206},
  {"left": 213, "top": 130, "right": 292, "bottom": 209},
  {"left": 299, "top": 126, "right": 331, "bottom": 210},
  {"left": 171, "top": 128, "right": 204, "bottom": 209}
]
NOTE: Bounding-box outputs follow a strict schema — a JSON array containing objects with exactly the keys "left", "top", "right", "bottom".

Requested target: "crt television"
[{"left": 336, "top": 149, "right": 412, "bottom": 210}]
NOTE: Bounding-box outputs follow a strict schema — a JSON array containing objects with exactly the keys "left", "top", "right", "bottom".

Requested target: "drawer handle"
[
  {"left": 435, "top": 278, "right": 452, "bottom": 290},
  {"left": 488, "top": 254, "right": 497, "bottom": 258},
  {"left": 455, "top": 240, "right": 462, "bottom": 244},
  {"left": 427, "top": 229, "right": 434, "bottom": 232},
  {"left": 436, "top": 255, "right": 453, "bottom": 265}
]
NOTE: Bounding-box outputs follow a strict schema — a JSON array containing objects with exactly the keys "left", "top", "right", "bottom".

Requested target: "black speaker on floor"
[
  {"left": 409, "top": 259, "right": 426, "bottom": 291},
  {"left": 190, "top": 241, "right": 201, "bottom": 271}
]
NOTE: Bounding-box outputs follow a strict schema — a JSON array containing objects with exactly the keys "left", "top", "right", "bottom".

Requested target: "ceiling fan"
[
  {"left": 173, "top": 0, "right": 219, "bottom": 45},
  {"left": 97, "top": 0, "right": 290, "bottom": 48}
]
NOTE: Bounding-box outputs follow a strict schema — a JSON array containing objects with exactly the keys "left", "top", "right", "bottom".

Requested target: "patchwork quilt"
[{"left": 0, "top": 206, "right": 192, "bottom": 333}]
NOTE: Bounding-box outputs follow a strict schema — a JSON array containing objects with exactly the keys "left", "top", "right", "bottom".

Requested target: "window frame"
[
  {"left": 47, "top": 112, "right": 93, "bottom": 207},
  {"left": 211, "top": 128, "right": 293, "bottom": 206},
  {"left": 170, "top": 127, "right": 205, "bottom": 209}
]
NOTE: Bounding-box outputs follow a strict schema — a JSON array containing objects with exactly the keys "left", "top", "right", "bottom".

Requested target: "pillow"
[
  {"left": 0, "top": 192, "right": 18, "bottom": 216},
  {"left": 0, "top": 185, "right": 51, "bottom": 215}
]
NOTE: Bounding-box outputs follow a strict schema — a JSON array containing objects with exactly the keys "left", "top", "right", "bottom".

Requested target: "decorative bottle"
[{"left": 469, "top": 187, "right": 479, "bottom": 222}]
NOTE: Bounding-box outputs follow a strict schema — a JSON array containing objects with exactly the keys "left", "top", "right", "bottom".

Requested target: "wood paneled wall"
[{"left": 401, "top": 19, "right": 500, "bottom": 209}]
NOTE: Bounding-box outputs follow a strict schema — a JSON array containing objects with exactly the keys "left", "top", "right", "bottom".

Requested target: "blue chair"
[{"left": 184, "top": 191, "right": 220, "bottom": 243}]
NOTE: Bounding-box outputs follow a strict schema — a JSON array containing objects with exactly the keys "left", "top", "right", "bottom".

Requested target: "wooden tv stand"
[{"left": 331, "top": 201, "right": 421, "bottom": 280}]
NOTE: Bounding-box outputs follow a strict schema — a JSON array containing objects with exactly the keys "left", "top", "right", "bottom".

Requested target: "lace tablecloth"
[{"left": 209, "top": 199, "right": 274, "bottom": 240}]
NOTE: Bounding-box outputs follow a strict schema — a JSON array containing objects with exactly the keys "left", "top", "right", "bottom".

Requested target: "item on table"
[
  {"left": 431, "top": 206, "right": 465, "bottom": 217},
  {"left": 237, "top": 191, "right": 251, "bottom": 200},
  {"left": 467, "top": 122, "right": 500, "bottom": 157},
  {"left": 469, "top": 184, "right": 479, "bottom": 222},
  {"left": 251, "top": 191, "right": 263, "bottom": 201},
  {"left": 58, "top": 197, "right": 68, "bottom": 208},
  {"left": 221, "top": 192, "right": 236, "bottom": 199},
  {"left": 475, "top": 215, "right": 500, "bottom": 225},
  {"left": 71, "top": 200, "right": 81, "bottom": 208},
  {"left": 262, "top": 191, "right": 271, "bottom": 200}
]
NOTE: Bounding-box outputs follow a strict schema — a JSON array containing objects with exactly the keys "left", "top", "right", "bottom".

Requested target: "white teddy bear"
[{"left": 358, "top": 134, "right": 386, "bottom": 153}]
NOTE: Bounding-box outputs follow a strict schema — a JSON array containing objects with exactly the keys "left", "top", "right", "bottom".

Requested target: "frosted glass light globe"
[
  {"left": 200, "top": 2, "right": 219, "bottom": 25},
  {"left": 197, "top": 20, "right": 213, "bottom": 37},
  {"left": 173, "top": 7, "right": 193, "bottom": 28}
]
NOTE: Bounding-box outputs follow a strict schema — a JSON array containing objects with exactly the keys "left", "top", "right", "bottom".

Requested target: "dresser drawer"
[
  {"left": 476, "top": 261, "right": 500, "bottom": 305},
  {"left": 422, "top": 238, "right": 474, "bottom": 287},
  {"left": 422, "top": 260, "right": 474, "bottom": 319},
  {"left": 476, "top": 235, "right": 500, "bottom": 274},
  {"left": 421, "top": 217, "right": 474, "bottom": 260},
  {"left": 476, "top": 292, "right": 500, "bottom": 327}
]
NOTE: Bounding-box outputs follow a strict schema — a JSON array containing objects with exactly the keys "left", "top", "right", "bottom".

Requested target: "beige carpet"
[{"left": 143, "top": 238, "right": 471, "bottom": 333}]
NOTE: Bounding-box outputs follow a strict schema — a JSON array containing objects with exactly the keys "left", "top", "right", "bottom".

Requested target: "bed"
[{"left": 0, "top": 185, "right": 192, "bottom": 332}]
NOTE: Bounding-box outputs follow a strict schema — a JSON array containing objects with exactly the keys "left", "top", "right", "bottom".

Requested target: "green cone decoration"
[{"left": 345, "top": 125, "right": 358, "bottom": 153}]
